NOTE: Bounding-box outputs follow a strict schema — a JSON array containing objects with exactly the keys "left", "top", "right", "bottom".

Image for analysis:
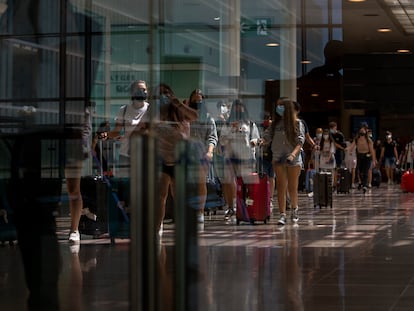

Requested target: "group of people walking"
[{"left": 80, "top": 80, "right": 413, "bottom": 243}]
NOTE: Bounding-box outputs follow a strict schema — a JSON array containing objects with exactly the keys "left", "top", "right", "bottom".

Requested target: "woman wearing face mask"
[
  {"left": 319, "top": 129, "right": 336, "bottom": 175},
  {"left": 219, "top": 99, "right": 260, "bottom": 220},
  {"left": 346, "top": 127, "right": 377, "bottom": 193},
  {"left": 344, "top": 138, "right": 358, "bottom": 188},
  {"left": 261, "top": 98, "right": 305, "bottom": 226},
  {"left": 379, "top": 133, "right": 399, "bottom": 185},
  {"left": 186, "top": 89, "right": 218, "bottom": 223},
  {"left": 311, "top": 128, "right": 323, "bottom": 170}
]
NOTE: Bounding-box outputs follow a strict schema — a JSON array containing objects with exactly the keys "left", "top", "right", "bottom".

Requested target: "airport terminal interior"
[{"left": 2, "top": 0, "right": 414, "bottom": 310}]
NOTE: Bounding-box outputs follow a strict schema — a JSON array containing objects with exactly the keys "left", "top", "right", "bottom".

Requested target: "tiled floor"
[{"left": 2, "top": 184, "right": 414, "bottom": 310}]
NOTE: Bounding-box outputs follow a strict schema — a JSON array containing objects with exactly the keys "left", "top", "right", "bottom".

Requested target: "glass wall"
[{"left": 1, "top": 0, "right": 413, "bottom": 309}]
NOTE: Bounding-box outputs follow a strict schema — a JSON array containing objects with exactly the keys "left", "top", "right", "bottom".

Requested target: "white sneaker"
[
  {"left": 197, "top": 214, "right": 205, "bottom": 223},
  {"left": 68, "top": 231, "right": 80, "bottom": 243},
  {"left": 291, "top": 208, "right": 299, "bottom": 223},
  {"left": 277, "top": 213, "right": 287, "bottom": 225}
]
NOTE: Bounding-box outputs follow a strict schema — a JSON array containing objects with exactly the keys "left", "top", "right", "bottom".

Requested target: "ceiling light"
[
  {"left": 397, "top": 49, "right": 410, "bottom": 53},
  {"left": 377, "top": 28, "right": 392, "bottom": 32},
  {"left": 213, "top": 17, "right": 220, "bottom": 21},
  {"left": 266, "top": 43, "right": 279, "bottom": 47},
  {"left": 301, "top": 60, "right": 311, "bottom": 64}
]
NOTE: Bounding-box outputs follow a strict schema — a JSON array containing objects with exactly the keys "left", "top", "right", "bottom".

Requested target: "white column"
[
  {"left": 219, "top": 0, "right": 240, "bottom": 77},
  {"left": 280, "top": 1, "right": 297, "bottom": 100}
]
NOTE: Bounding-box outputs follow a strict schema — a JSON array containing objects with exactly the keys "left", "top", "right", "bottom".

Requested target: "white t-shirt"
[{"left": 115, "top": 102, "right": 149, "bottom": 157}]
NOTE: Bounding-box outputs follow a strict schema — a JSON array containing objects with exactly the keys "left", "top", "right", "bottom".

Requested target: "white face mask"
[
  {"left": 316, "top": 133, "right": 322, "bottom": 139},
  {"left": 323, "top": 134, "right": 329, "bottom": 140},
  {"left": 220, "top": 106, "right": 228, "bottom": 114}
]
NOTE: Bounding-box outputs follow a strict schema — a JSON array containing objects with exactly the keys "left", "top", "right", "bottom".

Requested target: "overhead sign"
[{"left": 241, "top": 17, "right": 271, "bottom": 36}]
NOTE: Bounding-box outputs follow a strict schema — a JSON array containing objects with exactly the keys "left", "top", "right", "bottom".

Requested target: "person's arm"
[
  {"left": 108, "top": 106, "right": 126, "bottom": 139},
  {"left": 306, "top": 132, "right": 316, "bottom": 149},
  {"left": 249, "top": 122, "right": 261, "bottom": 146},
  {"left": 379, "top": 146, "right": 385, "bottom": 163},
  {"left": 394, "top": 144, "right": 399, "bottom": 163},
  {"left": 330, "top": 141, "right": 336, "bottom": 161},
  {"left": 107, "top": 121, "right": 123, "bottom": 139},
  {"left": 286, "top": 121, "right": 305, "bottom": 162},
  {"left": 369, "top": 140, "right": 377, "bottom": 166},
  {"left": 345, "top": 139, "right": 356, "bottom": 152},
  {"left": 206, "top": 118, "right": 218, "bottom": 161}
]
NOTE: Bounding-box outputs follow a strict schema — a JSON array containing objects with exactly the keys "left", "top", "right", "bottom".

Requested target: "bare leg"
[
  {"left": 158, "top": 173, "right": 171, "bottom": 231},
  {"left": 66, "top": 177, "right": 82, "bottom": 232},
  {"left": 274, "top": 165, "right": 288, "bottom": 214},
  {"left": 287, "top": 166, "right": 302, "bottom": 209}
]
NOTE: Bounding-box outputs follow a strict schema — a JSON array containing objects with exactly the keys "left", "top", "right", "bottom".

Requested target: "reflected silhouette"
[{"left": 297, "top": 40, "right": 344, "bottom": 125}]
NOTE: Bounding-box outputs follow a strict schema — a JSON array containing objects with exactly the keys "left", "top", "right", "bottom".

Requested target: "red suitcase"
[
  {"left": 236, "top": 173, "right": 270, "bottom": 225},
  {"left": 401, "top": 170, "right": 414, "bottom": 193}
]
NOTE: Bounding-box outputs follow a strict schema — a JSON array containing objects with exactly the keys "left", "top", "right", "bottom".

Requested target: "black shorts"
[{"left": 162, "top": 163, "right": 175, "bottom": 178}]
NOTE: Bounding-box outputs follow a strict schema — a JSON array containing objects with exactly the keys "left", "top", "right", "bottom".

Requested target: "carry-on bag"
[
  {"left": 401, "top": 170, "right": 414, "bottom": 193},
  {"left": 236, "top": 173, "right": 270, "bottom": 225},
  {"left": 235, "top": 147, "right": 271, "bottom": 225},
  {"left": 336, "top": 167, "right": 351, "bottom": 193},
  {"left": 371, "top": 168, "right": 381, "bottom": 188},
  {"left": 80, "top": 139, "right": 129, "bottom": 242},
  {"left": 204, "top": 163, "right": 225, "bottom": 216},
  {"left": 313, "top": 171, "right": 333, "bottom": 208}
]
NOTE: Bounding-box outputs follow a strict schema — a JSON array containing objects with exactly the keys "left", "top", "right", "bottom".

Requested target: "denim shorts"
[
  {"left": 384, "top": 157, "right": 396, "bottom": 168},
  {"left": 273, "top": 153, "right": 303, "bottom": 168}
]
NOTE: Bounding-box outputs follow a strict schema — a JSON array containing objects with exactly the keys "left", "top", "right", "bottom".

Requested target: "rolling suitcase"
[
  {"left": 79, "top": 175, "right": 109, "bottom": 237},
  {"left": 371, "top": 168, "right": 381, "bottom": 188},
  {"left": 204, "top": 163, "right": 225, "bottom": 216},
  {"left": 337, "top": 167, "right": 351, "bottom": 193},
  {"left": 313, "top": 171, "right": 333, "bottom": 208},
  {"left": 80, "top": 140, "right": 129, "bottom": 242},
  {"left": 401, "top": 170, "right": 414, "bottom": 193},
  {"left": 236, "top": 173, "right": 270, "bottom": 225}
]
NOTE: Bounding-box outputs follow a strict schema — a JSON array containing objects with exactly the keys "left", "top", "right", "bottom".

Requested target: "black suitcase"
[
  {"left": 79, "top": 176, "right": 110, "bottom": 237},
  {"left": 204, "top": 164, "right": 225, "bottom": 216},
  {"left": 337, "top": 168, "right": 351, "bottom": 193},
  {"left": 371, "top": 168, "right": 381, "bottom": 188},
  {"left": 394, "top": 168, "right": 403, "bottom": 184},
  {"left": 313, "top": 172, "right": 333, "bottom": 208},
  {"left": 80, "top": 175, "right": 130, "bottom": 242}
]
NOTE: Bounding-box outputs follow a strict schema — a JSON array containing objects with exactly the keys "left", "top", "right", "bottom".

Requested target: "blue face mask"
[{"left": 275, "top": 105, "right": 285, "bottom": 116}]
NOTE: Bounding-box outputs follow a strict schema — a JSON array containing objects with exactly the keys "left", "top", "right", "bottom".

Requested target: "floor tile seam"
[{"left": 387, "top": 274, "right": 414, "bottom": 311}]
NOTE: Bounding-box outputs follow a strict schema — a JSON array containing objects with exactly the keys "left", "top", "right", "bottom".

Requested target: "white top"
[
  {"left": 344, "top": 141, "right": 357, "bottom": 169},
  {"left": 115, "top": 102, "right": 149, "bottom": 157},
  {"left": 319, "top": 140, "right": 336, "bottom": 169}
]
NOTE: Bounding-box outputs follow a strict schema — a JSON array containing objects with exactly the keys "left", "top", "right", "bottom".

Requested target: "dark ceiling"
[{"left": 343, "top": 0, "right": 414, "bottom": 55}]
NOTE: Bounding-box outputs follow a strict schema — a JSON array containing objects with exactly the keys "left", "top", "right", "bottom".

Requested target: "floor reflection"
[{"left": 1, "top": 186, "right": 414, "bottom": 310}]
